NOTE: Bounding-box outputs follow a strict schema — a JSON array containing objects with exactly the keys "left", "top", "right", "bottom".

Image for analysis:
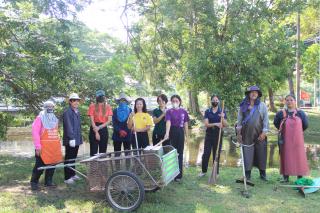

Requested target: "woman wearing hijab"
[
  {"left": 274, "top": 94, "right": 309, "bottom": 182},
  {"left": 87, "top": 90, "right": 113, "bottom": 156},
  {"left": 30, "top": 101, "right": 62, "bottom": 190},
  {"left": 112, "top": 93, "right": 132, "bottom": 153}
]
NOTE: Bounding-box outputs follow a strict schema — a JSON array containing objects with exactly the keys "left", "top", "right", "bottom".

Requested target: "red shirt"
[{"left": 87, "top": 103, "right": 113, "bottom": 123}]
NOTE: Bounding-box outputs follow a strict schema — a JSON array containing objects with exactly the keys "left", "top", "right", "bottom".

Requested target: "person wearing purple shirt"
[{"left": 164, "top": 95, "right": 189, "bottom": 182}]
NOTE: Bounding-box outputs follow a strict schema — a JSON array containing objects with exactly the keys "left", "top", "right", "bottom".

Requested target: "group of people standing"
[
  {"left": 198, "top": 86, "right": 310, "bottom": 184},
  {"left": 30, "top": 91, "right": 189, "bottom": 189},
  {"left": 30, "top": 85, "right": 310, "bottom": 190}
]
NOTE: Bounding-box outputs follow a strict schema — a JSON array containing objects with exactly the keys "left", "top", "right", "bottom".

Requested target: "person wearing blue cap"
[
  {"left": 87, "top": 90, "right": 113, "bottom": 156},
  {"left": 236, "top": 86, "right": 269, "bottom": 181}
]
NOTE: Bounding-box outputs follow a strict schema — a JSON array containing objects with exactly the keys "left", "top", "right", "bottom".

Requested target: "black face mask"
[
  {"left": 211, "top": 102, "right": 219, "bottom": 107},
  {"left": 97, "top": 96, "right": 105, "bottom": 103}
]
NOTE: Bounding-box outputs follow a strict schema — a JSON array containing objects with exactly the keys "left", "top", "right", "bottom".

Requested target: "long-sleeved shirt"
[
  {"left": 112, "top": 108, "right": 132, "bottom": 142},
  {"left": 31, "top": 116, "right": 43, "bottom": 150},
  {"left": 237, "top": 102, "right": 269, "bottom": 133},
  {"left": 273, "top": 109, "right": 308, "bottom": 131},
  {"left": 62, "top": 106, "right": 83, "bottom": 146}
]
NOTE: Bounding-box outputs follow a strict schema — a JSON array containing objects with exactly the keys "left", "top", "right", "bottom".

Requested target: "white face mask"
[{"left": 172, "top": 103, "right": 179, "bottom": 109}]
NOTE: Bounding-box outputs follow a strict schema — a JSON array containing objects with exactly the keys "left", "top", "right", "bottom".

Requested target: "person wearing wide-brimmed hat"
[
  {"left": 236, "top": 86, "right": 269, "bottom": 181},
  {"left": 63, "top": 93, "right": 83, "bottom": 184},
  {"left": 30, "top": 101, "right": 62, "bottom": 190},
  {"left": 87, "top": 90, "right": 113, "bottom": 156},
  {"left": 112, "top": 93, "right": 132, "bottom": 154}
]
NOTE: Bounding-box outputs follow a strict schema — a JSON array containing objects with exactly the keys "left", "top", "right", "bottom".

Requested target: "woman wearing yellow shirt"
[{"left": 128, "top": 98, "right": 153, "bottom": 149}]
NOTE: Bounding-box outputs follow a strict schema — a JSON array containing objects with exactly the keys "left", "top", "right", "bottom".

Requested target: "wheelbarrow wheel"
[{"left": 105, "top": 171, "right": 145, "bottom": 212}]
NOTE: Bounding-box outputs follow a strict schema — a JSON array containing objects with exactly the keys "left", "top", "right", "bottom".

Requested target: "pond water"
[{"left": 1, "top": 132, "right": 319, "bottom": 170}]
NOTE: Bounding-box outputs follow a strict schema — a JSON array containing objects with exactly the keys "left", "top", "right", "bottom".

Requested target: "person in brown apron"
[
  {"left": 30, "top": 101, "right": 62, "bottom": 190},
  {"left": 236, "top": 86, "right": 269, "bottom": 181},
  {"left": 273, "top": 94, "right": 309, "bottom": 182}
]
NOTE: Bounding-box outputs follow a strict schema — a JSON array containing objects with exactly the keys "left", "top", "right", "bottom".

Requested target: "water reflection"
[
  {"left": 184, "top": 133, "right": 320, "bottom": 170},
  {"left": 1, "top": 134, "right": 320, "bottom": 170}
]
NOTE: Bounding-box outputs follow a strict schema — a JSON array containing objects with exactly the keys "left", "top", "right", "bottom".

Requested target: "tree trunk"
[
  {"left": 296, "top": 11, "right": 301, "bottom": 107},
  {"left": 188, "top": 90, "right": 200, "bottom": 115},
  {"left": 268, "top": 87, "right": 276, "bottom": 112},
  {"left": 288, "top": 72, "right": 295, "bottom": 96}
]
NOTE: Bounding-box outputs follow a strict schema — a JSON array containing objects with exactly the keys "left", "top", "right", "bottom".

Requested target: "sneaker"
[
  {"left": 71, "top": 175, "right": 81, "bottom": 181},
  {"left": 30, "top": 182, "right": 39, "bottom": 191},
  {"left": 198, "top": 172, "right": 206, "bottom": 177},
  {"left": 64, "top": 178, "right": 75, "bottom": 185}
]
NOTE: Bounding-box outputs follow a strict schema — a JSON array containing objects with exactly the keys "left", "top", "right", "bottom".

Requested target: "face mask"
[
  {"left": 46, "top": 108, "right": 54, "bottom": 113},
  {"left": 211, "top": 102, "right": 219, "bottom": 107},
  {"left": 172, "top": 103, "right": 179, "bottom": 109},
  {"left": 97, "top": 96, "right": 105, "bottom": 103},
  {"left": 119, "top": 102, "right": 127, "bottom": 107}
]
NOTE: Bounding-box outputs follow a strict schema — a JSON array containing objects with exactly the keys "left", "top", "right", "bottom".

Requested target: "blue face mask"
[
  {"left": 117, "top": 102, "right": 130, "bottom": 122},
  {"left": 119, "top": 102, "right": 127, "bottom": 108}
]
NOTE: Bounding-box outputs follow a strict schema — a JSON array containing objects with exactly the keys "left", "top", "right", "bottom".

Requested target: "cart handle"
[{"left": 37, "top": 162, "right": 88, "bottom": 180}]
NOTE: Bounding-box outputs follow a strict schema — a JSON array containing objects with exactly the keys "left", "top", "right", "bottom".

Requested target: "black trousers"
[
  {"left": 114, "top": 140, "right": 131, "bottom": 153},
  {"left": 31, "top": 152, "right": 55, "bottom": 184},
  {"left": 89, "top": 124, "right": 108, "bottom": 156},
  {"left": 64, "top": 145, "right": 79, "bottom": 180},
  {"left": 131, "top": 132, "right": 149, "bottom": 149},
  {"left": 152, "top": 133, "right": 170, "bottom": 146},
  {"left": 201, "top": 129, "right": 223, "bottom": 174},
  {"left": 169, "top": 126, "right": 184, "bottom": 179}
]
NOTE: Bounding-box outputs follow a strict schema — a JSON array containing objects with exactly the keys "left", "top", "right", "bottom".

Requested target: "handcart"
[{"left": 39, "top": 145, "right": 180, "bottom": 212}]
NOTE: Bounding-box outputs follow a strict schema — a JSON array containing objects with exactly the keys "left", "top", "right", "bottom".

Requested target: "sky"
[{"left": 78, "top": 0, "right": 139, "bottom": 42}]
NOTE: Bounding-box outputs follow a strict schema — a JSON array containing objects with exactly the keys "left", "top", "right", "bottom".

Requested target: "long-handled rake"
[{"left": 208, "top": 101, "right": 225, "bottom": 185}]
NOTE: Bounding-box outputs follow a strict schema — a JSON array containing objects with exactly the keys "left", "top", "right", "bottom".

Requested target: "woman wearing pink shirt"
[{"left": 30, "top": 101, "right": 62, "bottom": 190}]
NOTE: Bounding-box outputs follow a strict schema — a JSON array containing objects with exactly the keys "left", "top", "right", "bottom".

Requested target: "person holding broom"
[
  {"left": 199, "top": 95, "right": 228, "bottom": 177},
  {"left": 236, "top": 86, "right": 269, "bottom": 181},
  {"left": 127, "top": 98, "right": 153, "bottom": 149},
  {"left": 273, "top": 94, "right": 309, "bottom": 183}
]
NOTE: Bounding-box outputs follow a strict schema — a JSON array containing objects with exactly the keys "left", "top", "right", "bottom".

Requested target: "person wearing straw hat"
[
  {"left": 63, "top": 93, "right": 83, "bottom": 184},
  {"left": 87, "top": 90, "right": 113, "bottom": 156},
  {"left": 236, "top": 86, "right": 269, "bottom": 181},
  {"left": 30, "top": 101, "right": 62, "bottom": 190},
  {"left": 127, "top": 98, "right": 153, "bottom": 149},
  {"left": 199, "top": 94, "right": 228, "bottom": 178},
  {"left": 112, "top": 93, "right": 132, "bottom": 153}
]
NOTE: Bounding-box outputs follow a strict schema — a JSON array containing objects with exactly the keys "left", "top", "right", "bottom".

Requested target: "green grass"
[{"left": 1, "top": 155, "right": 320, "bottom": 213}]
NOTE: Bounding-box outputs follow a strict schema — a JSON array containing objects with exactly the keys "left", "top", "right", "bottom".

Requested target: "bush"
[{"left": 0, "top": 112, "right": 14, "bottom": 140}]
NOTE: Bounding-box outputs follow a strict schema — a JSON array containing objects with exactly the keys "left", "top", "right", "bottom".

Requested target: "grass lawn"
[{"left": 1, "top": 155, "right": 320, "bottom": 213}]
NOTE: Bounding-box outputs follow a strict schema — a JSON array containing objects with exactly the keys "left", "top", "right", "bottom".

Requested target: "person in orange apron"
[{"left": 30, "top": 101, "right": 62, "bottom": 190}]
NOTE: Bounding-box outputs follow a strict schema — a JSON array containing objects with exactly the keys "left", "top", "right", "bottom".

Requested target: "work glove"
[{"left": 69, "top": 139, "right": 76, "bottom": 147}]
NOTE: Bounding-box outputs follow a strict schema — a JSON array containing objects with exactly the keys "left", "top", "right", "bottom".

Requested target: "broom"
[{"left": 208, "top": 100, "right": 224, "bottom": 185}]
